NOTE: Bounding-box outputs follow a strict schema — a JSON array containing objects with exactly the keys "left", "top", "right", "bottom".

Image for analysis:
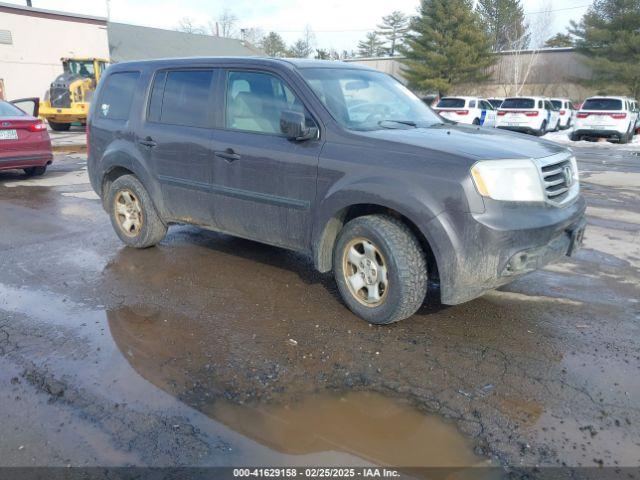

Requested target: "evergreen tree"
[
  {"left": 570, "top": 0, "right": 640, "bottom": 98},
  {"left": 476, "top": 0, "right": 528, "bottom": 51},
  {"left": 357, "top": 32, "right": 386, "bottom": 57},
  {"left": 401, "top": 0, "right": 495, "bottom": 95},
  {"left": 544, "top": 33, "right": 574, "bottom": 48},
  {"left": 260, "top": 32, "right": 288, "bottom": 57},
  {"left": 288, "top": 39, "right": 314, "bottom": 58},
  {"left": 376, "top": 11, "right": 409, "bottom": 56},
  {"left": 315, "top": 49, "right": 330, "bottom": 60}
]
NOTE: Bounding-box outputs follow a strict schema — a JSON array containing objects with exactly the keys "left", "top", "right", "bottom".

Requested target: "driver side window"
[{"left": 225, "top": 70, "right": 313, "bottom": 135}]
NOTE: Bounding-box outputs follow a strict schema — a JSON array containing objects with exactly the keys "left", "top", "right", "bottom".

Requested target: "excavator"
[{"left": 39, "top": 57, "right": 109, "bottom": 131}]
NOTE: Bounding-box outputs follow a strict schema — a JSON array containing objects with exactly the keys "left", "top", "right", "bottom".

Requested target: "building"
[
  {"left": 108, "top": 22, "right": 261, "bottom": 63},
  {"left": 346, "top": 48, "right": 597, "bottom": 101},
  {"left": 0, "top": 2, "right": 109, "bottom": 100},
  {"left": 0, "top": 2, "right": 261, "bottom": 101}
]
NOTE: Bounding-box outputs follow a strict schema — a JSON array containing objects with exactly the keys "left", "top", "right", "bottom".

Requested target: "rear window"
[
  {"left": 97, "top": 72, "right": 139, "bottom": 120},
  {"left": 149, "top": 69, "right": 214, "bottom": 128},
  {"left": 437, "top": 98, "right": 466, "bottom": 108},
  {"left": 501, "top": 98, "right": 535, "bottom": 109},
  {"left": 0, "top": 101, "right": 26, "bottom": 116},
  {"left": 582, "top": 98, "right": 623, "bottom": 111}
]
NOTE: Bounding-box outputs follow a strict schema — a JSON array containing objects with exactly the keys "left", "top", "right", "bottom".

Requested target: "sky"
[{"left": 4, "top": 0, "right": 592, "bottom": 52}]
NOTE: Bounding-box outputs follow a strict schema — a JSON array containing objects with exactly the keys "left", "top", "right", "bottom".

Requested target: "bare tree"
[
  {"left": 241, "top": 27, "right": 264, "bottom": 46},
  {"left": 504, "top": 1, "right": 553, "bottom": 96},
  {"left": 218, "top": 9, "right": 238, "bottom": 38},
  {"left": 176, "top": 17, "right": 205, "bottom": 34}
]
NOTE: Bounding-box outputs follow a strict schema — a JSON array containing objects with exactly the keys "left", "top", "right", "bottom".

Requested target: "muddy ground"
[{"left": 0, "top": 146, "right": 638, "bottom": 474}]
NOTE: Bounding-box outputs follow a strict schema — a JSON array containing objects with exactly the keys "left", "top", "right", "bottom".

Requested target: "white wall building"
[{"left": 0, "top": 2, "right": 109, "bottom": 100}]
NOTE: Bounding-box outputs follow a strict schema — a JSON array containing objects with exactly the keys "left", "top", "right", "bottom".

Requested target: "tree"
[
  {"left": 376, "top": 11, "right": 409, "bottom": 56},
  {"left": 261, "top": 31, "right": 288, "bottom": 57},
  {"left": 357, "top": 32, "right": 386, "bottom": 57},
  {"left": 241, "top": 27, "right": 264, "bottom": 46},
  {"left": 315, "top": 49, "right": 330, "bottom": 60},
  {"left": 288, "top": 25, "right": 315, "bottom": 58},
  {"left": 476, "top": 0, "right": 528, "bottom": 51},
  {"left": 176, "top": 17, "right": 205, "bottom": 34},
  {"left": 570, "top": 0, "right": 640, "bottom": 98},
  {"left": 401, "top": 0, "right": 495, "bottom": 95},
  {"left": 544, "top": 33, "right": 574, "bottom": 48},
  {"left": 218, "top": 9, "right": 238, "bottom": 37}
]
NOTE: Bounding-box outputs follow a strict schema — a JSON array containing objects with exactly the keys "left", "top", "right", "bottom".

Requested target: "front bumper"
[
  {"left": 40, "top": 103, "right": 89, "bottom": 123},
  {"left": 426, "top": 195, "right": 587, "bottom": 305}
]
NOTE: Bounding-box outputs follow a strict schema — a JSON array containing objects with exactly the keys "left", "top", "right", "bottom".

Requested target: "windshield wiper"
[{"left": 377, "top": 119, "right": 418, "bottom": 128}]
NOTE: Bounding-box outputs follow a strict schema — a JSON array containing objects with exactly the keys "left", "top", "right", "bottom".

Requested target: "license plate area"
[{"left": 0, "top": 129, "right": 18, "bottom": 140}]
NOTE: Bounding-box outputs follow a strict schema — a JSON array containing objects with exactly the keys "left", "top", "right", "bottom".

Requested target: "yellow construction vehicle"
[{"left": 39, "top": 57, "right": 109, "bottom": 131}]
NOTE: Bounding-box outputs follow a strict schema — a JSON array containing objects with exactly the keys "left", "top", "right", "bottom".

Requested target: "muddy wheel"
[
  {"left": 107, "top": 175, "right": 167, "bottom": 248},
  {"left": 333, "top": 215, "right": 428, "bottom": 325},
  {"left": 48, "top": 120, "right": 70, "bottom": 132},
  {"left": 23, "top": 166, "right": 47, "bottom": 176}
]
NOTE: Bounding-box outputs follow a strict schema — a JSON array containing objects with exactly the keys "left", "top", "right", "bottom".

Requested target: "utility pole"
[{"left": 105, "top": 0, "right": 111, "bottom": 21}]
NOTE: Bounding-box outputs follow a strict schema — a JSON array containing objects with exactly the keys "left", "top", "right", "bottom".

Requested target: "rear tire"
[
  {"left": 472, "top": 118, "right": 481, "bottom": 126},
  {"left": 619, "top": 131, "right": 629, "bottom": 144},
  {"left": 48, "top": 120, "right": 70, "bottom": 132},
  {"left": 106, "top": 175, "right": 167, "bottom": 248},
  {"left": 23, "top": 166, "right": 47, "bottom": 176},
  {"left": 536, "top": 121, "right": 547, "bottom": 136},
  {"left": 333, "top": 215, "right": 428, "bottom": 325}
]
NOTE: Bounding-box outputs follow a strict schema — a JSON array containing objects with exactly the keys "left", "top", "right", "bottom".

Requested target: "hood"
[{"left": 357, "top": 123, "right": 567, "bottom": 161}]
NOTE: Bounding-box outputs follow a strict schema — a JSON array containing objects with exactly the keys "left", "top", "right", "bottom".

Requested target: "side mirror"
[{"left": 280, "top": 110, "right": 317, "bottom": 141}]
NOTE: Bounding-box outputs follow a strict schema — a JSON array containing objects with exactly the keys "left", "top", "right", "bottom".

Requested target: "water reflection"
[{"left": 107, "top": 305, "right": 484, "bottom": 467}]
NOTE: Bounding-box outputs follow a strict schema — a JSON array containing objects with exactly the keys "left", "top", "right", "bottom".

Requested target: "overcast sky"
[{"left": 5, "top": 0, "right": 592, "bottom": 51}]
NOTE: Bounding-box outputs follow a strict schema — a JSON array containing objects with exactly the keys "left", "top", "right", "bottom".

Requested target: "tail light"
[
  {"left": 560, "top": 110, "right": 566, "bottom": 115},
  {"left": 454, "top": 110, "right": 469, "bottom": 116},
  {"left": 577, "top": 112, "right": 589, "bottom": 118},
  {"left": 525, "top": 111, "right": 539, "bottom": 117},
  {"left": 497, "top": 110, "right": 507, "bottom": 116},
  {"left": 610, "top": 113, "right": 627, "bottom": 119},
  {"left": 27, "top": 121, "right": 47, "bottom": 132}
]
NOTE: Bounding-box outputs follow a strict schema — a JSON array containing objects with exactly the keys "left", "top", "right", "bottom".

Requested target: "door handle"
[
  {"left": 214, "top": 149, "right": 241, "bottom": 162},
  {"left": 139, "top": 136, "right": 157, "bottom": 148}
]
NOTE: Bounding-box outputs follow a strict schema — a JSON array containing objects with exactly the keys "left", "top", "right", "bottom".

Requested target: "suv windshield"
[
  {"left": 582, "top": 98, "right": 622, "bottom": 111},
  {"left": 437, "top": 98, "right": 466, "bottom": 108},
  {"left": 501, "top": 98, "right": 535, "bottom": 109},
  {"left": 488, "top": 99, "right": 503, "bottom": 108},
  {"left": 300, "top": 68, "right": 441, "bottom": 130}
]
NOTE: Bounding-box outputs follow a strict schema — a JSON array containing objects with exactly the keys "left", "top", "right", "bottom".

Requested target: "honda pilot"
[{"left": 88, "top": 58, "right": 586, "bottom": 324}]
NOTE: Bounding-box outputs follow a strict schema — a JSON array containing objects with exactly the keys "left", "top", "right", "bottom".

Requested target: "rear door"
[
  {"left": 480, "top": 100, "right": 496, "bottom": 127},
  {"left": 10, "top": 97, "right": 40, "bottom": 117},
  {"left": 209, "top": 68, "right": 322, "bottom": 250},
  {"left": 138, "top": 68, "right": 219, "bottom": 225}
]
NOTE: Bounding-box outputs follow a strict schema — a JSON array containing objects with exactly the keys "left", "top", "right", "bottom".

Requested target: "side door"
[
  {"left": 480, "top": 100, "right": 496, "bottom": 127},
  {"left": 10, "top": 97, "right": 40, "bottom": 117},
  {"left": 209, "top": 69, "right": 323, "bottom": 251},
  {"left": 137, "top": 68, "right": 218, "bottom": 225}
]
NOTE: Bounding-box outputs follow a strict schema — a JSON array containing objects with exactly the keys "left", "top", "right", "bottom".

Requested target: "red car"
[{"left": 0, "top": 98, "right": 53, "bottom": 176}]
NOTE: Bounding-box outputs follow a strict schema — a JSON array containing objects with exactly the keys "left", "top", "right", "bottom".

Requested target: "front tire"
[
  {"left": 106, "top": 175, "right": 167, "bottom": 248},
  {"left": 48, "top": 120, "right": 71, "bottom": 132},
  {"left": 333, "top": 215, "right": 428, "bottom": 325}
]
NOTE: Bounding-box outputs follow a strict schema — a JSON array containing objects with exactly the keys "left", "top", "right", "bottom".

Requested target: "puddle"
[{"left": 106, "top": 305, "right": 486, "bottom": 468}]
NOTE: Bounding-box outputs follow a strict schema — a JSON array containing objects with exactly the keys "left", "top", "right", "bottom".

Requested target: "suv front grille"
[
  {"left": 539, "top": 156, "right": 575, "bottom": 205},
  {"left": 50, "top": 86, "right": 71, "bottom": 108}
]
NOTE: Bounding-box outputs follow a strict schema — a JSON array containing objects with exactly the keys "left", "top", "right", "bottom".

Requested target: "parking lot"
[{"left": 0, "top": 134, "right": 638, "bottom": 471}]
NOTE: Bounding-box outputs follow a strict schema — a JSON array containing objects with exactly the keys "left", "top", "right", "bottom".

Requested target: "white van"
[
  {"left": 434, "top": 96, "right": 497, "bottom": 127},
  {"left": 572, "top": 96, "right": 638, "bottom": 143},
  {"left": 496, "top": 97, "right": 559, "bottom": 136},
  {"left": 550, "top": 98, "right": 576, "bottom": 130}
]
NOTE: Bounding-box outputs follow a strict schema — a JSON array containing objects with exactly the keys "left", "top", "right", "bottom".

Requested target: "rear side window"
[
  {"left": 582, "top": 98, "right": 623, "bottom": 111},
  {"left": 149, "top": 69, "right": 214, "bottom": 128},
  {"left": 437, "top": 98, "right": 466, "bottom": 108},
  {"left": 501, "top": 98, "right": 535, "bottom": 109},
  {"left": 97, "top": 72, "right": 139, "bottom": 120},
  {"left": 551, "top": 100, "right": 562, "bottom": 109}
]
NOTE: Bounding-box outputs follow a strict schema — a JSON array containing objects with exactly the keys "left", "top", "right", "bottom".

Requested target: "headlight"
[{"left": 470, "top": 159, "right": 544, "bottom": 202}]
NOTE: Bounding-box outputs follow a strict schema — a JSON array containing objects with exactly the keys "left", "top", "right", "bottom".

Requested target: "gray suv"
[{"left": 88, "top": 58, "right": 586, "bottom": 324}]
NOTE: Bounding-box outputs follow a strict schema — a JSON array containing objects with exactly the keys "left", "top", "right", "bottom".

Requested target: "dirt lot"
[{"left": 0, "top": 145, "right": 639, "bottom": 474}]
